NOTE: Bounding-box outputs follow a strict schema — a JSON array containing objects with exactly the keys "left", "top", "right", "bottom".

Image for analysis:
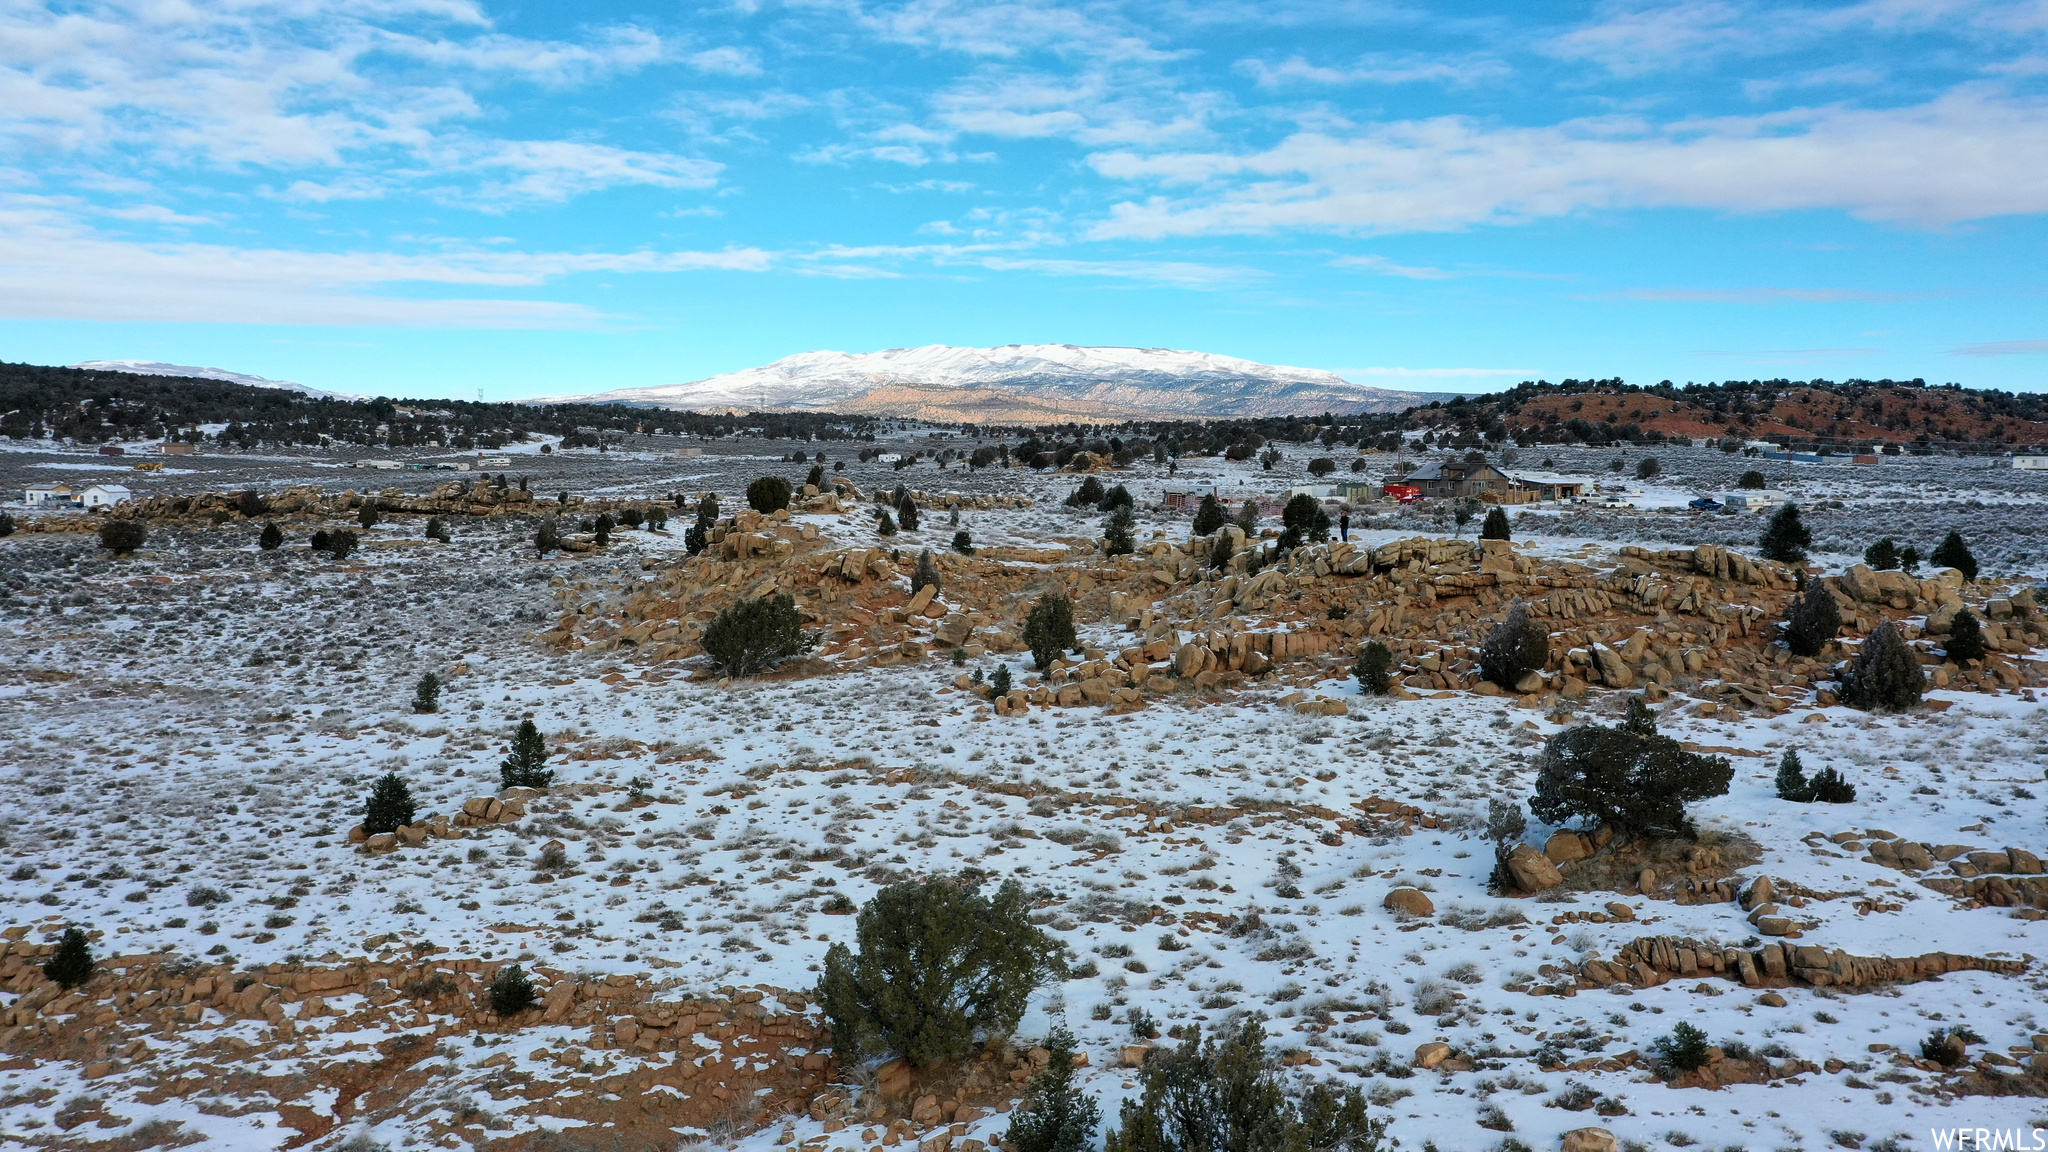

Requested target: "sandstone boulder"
[
  {"left": 1561, "top": 1128, "right": 1617, "bottom": 1152},
  {"left": 1383, "top": 888, "right": 1435, "bottom": 917},
  {"left": 1507, "top": 844, "right": 1564, "bottom": 893},
  {"left": 1544, "top": 831, "right": 1592, "bottom": 864},
  {"left": 1413, "top": 1041, "right": 1450, "bottom": 1068}
]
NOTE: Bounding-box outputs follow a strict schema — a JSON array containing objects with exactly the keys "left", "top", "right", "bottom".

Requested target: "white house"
[
  {"left": 81, "top": 484, "right": 133, "bottom": 509},
  {"left": 1720, "top": 489, "right": 1787, "bottom": 511},
  {"left": 2008, "top": 455, "right": 2048, "bottom": 471},
  {"left": 24, "top": 483, "right": 80, "bottom": 507}
]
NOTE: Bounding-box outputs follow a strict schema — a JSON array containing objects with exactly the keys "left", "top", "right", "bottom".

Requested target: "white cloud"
[
  {"left": 687, "top": 46, "right": 763, "bottom": 76},
  {"left": 1238, "top": 53, "right": 1511, "bottom": 87},
  {"left": 1088, "top": 87, "right": 2048, "bottom": 238},
  {"left": 0, "top": 197, "right": 772, "bottom": 327},
  {"left": 1329, "top": 254, "right": 1456, "bottom": 279}
]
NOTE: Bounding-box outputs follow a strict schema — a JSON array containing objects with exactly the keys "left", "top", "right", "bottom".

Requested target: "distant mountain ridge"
[
  {"left": 531, "top": 344, "right": 1455, "bottom": 420},
  {"left": 70, "top": 360, "right": 357, "bottom": 400}
]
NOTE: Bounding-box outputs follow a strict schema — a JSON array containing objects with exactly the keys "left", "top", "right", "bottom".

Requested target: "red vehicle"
[{"left": 1383, "top": 483, "right": 1421, "bottom": 503}]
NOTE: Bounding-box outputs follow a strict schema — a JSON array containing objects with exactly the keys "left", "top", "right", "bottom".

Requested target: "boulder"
[
  {"left": 365, "top": 832, "right": 398, "bottom": 854},
  {"left": 1506, "top": 844, "right": 1564, "bottom": 893},
  {"left": 1383, "top": 888, "right": 1435, "bottom": 917},
  {"left": 1413, "top": 1041, "right": 1451, "bottom": 1069},
  {"left": 1561, "top": 1129, "right": 1617, "bottom": 1152},
  {"left": 1514, "top": 670, "right": 1546, "bottom": 694},
  {"left": 1544, "top": 831, "right": 1592, "bottom": 864},
  {"left": 1591, "top": 645, "right": 1633, "bottom": 688},
  {"left": 1740, "top": 875, "right": 1775, "bottom": 911}
]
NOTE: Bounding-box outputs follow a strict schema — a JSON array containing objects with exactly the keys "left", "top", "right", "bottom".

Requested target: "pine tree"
[
  {"left": 1863, "top": 537, "right": 1900, "bottom": 570},
  {"left": 1023, "top": 593, "right": 1077, "bottom": 671},
  {"left": 1103, "top": 504, "right": 1137, "bottom": 556},
  {"left": 592, "top": 513, "right": 612, "bottom": 547},
  {"left": 1774, "top": 749, "right": 1811, "bottom": 802},
  {"left": 1900, "top": 545, "right": 1922, "bottom": 573},
  {"left": 1944, "top": 607, "right": 1988, "bottom": 663},
  {"left": 1235, "top": 499, "right": 1259, "bottom": 536},
  {"left": 1931, "top": 529, "right": 1978, "bottom": 580},
  {"left": 1478, "top": 603, "right": 1548, "bottom": 689},
  {"left": 412, "top": 672, "right": 441, "bottom": 714},
  {"left": 912, "top": 549, "right": 941, "bottom": 597},
  {"left": 1007, "top": 1026, "right": 1102, "bottom": 1152},
  {"left": 1654, "top": 1022, "right": 1711, "bottom": 1072},
  {"left": 44, "top": 927, "right": 94, "bottom": 989},
  {"left": 1353, "top": 641, "right": 1393, "bottom": 695},
  {"left": 1807, "top": 766, "right": 1856, "bottom": 803},
  {"left": 1622, "top": 694, "right": 1658, "bottom": 736},
  {"left": 0, "top": 512, "right": 13, "bottom": 537},
  {"left": 1783, "top": 583, "right": 1842, "bottom": 658},
  {"left": 816, "top": 878, "right": 1060, "bottom": 1067},
  {"left": 1191, "top": 493, "right": 1226, "bottom": 537},
  {"left": 895, "top": 491, "right": 920, "bottom": 531},
  {"left": 876, "top": 509, "right": 898, "bottom": 536},
  {"left": 1479, "top": 506, "right": 1511, "bottom": 541},
  {"left": 487, "top": 964, "right": 538, "bottom": 1015},
  {"left": 501, "top": 720, "right": 555, "bottom": 789},
  {"left": 259, "top": 521, "right": 283, "bottom": 550},
  {"left": 1209, "top": 530, "right": 1236, "bottom": 571},
  {"left": 989, "top": 664, "right": 1013, "bottom": 697},
  {"left": 1486, "top": 797, "right": 1527, "bottom": 894},
  {"left": 1758, "top": 503, "right": 1810, "bottom": 563},
  {"left": 1278, "top": 493, "right": 1320, "bottom": 549},
  {"left": 700, "top": 592, "right": 816, "bottom": 675},
  {"left": 364, "top": 772, "right": 416, "bottom": 834},
  {"left": 1102, "top": 1017, "right": 1381, "bottom": 1152},
  {"left": 1838, "top": 621, "right": 1924, "bottom": 711},
  {"left": 952, "top": 529, "right": 974, "bottom": 555}
]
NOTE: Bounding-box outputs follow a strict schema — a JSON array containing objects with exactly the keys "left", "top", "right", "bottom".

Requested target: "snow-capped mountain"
[
  {"left": 71, "top": 360, "right": 356, "bottom": 399},
  {"left": 531, "top": 345, "right": 1453, "bottom": 421}
]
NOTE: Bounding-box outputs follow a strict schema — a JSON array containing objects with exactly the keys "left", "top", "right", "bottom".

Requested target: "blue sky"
[{"left": 3, "top": 0, "right": 2047, "bottom": 400}]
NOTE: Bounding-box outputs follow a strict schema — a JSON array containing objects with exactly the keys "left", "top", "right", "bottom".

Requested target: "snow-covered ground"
[{"left": 2, "top": 436, "right": 2046, "bottom": 1152}]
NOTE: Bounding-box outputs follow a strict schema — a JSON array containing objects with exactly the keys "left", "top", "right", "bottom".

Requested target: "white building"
[
  {"left": 24, "top": 483, "right": 80, "bottom": 507},
  {"left": 81, "top": 484, "right": 132, "bottom": 509},
  {"left": 1720, "top": 489, "right": 1787, "bottom": 511},
  {"left": 354, "top": 458, "right": 404, "bottom": 470},
  {"left": 2008, "top": 455, "right": 2048, "bottom": 471}
]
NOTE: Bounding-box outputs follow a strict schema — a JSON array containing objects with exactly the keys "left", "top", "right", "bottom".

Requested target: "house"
[
  {"left": 81, "top": 484, "right": 132, "bottom": 509},
  {"left": 1404, "top": 459, "right": 1514, "bottom": 499},
  {"left": 2009, "top": 455, "right": 2048, "bottom": 471},
  {"left": 355, "top": 458, "right": 404, "bottom": 470},
  {"left": 24, "top": 483, "right": 80, "bottom": 507},
  {"left": 159, "top": 442, "right": 198, "bottom": 455},
  {"left": 1162, "top": 484, "right": 1216, "bottom": 511},
  {"left": 1721, "top": 489, "right": 1787, "bottom": 511},
  {"left": 1499, "top": 470, "right": 1588, "bottom": 502},
  {"left": 1335, "top": 480, "right": 1380, "bottom": 502}
]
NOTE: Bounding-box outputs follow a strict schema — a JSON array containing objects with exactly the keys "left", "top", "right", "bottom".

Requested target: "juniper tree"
[
  {"left": 1191, "top": 493, "right": 1226, "bottom": 537},
  {"left": 488, "top": 964, "right": 538, "bottom": 1016},
  {"left": 259, "top": 521, "right": 284, "bottom": 551},
  {"left": 806, "top": 464, "right": 826, "bottom": 489},
  {"left": 412, "top": 672, "right": 441, "bottom": 714},
  {"left": 989, "top": 664, "right": 1013, "bottom": 697},
  {"left": 500, "top": 719, "right": 555, "bottom": 789},
  {"left": 1098, "top": 483, "right": 1133, "bottom": 512},
  {"left": 1838, "top": 621, "right": 1923, "bottom": 711},
  {"left": 0, "top": 512, "right": 13, "bottom": 537},
  {"left": 1278, "top": 493, "right": 1321, "bottom": 549},
  {"left": 1209, "top": 530, "right": 1236, "bottom": 571},
  {"left": 424, "top": 516, "right": 450, "bottom": 543},
  {"left": 1931, "top": 529, "right": 1978, "bottom": 580},
  {"left": 536, "top": 518, "right": 561, "bottom": 556},
  {"left": 1235, "top": 499, "right": 1259, "bottom": 536},
  {"left": 618, "top": 506, "right": 643, "bottom": 528},
  {"left": 1479, "top": 506, "right": 1511, "bottom": 541},
  {"left": 1944, "top": 607, "right": 1988, "bottom": 663},
  {"left": 364, "top": 773, "right": 416, "bottom": 835},
  {"left": 876, "top": 509, "right": 898, "bottom": 536},
  {"left": 1864, "top": 537, "right": 1900, "bottom": 570},
  {"left": 1007, "top": 1026, "right": 1102, "bottom": 1152},
  {"left": 700, "top": 592, "right": 816, "bottom": 676},
  {"left": 1103, "top": 504, "right": 1137, "bottom": 556},
  {"left": 896, "top": 491, "right": 921, "bottom": 532},
  {"left": 747, "top": 475, "right": 793, "bottom": 514},
  {"left": 357, "top": 502, "right": 380, "bottom": 530},
  {"left": 952, "top": 529, "right": 974, "bottom": 555},
  {"left": 816, "top": 877, "right": 1060, "bottom": 1067},
  {"left": 1353, "top": 641, "right": 1393, "bottom": 695},
  {"left": 592, "top": 513, "right": 613, "bottom": 547},
  {"left": 1807, "top": 765, "right": 1856, "bottom": 803},
  {"left": 1478, "top": 603, "right": 1548, "bottom": 689},
  {"left": 1023, "top": 593, "right": 1077, "bottom": 671},
  {"left": 324, "top": 529, "right": 358, "bottom": 560},
  {"left": 911, "top": 549, "right": 941, "bottom": 597},
  {"left": 44, "top": 927, "right": 93, "bottom": 989},
  {"left": 1622, "top": 693, "right": 1658, "bottom": 737},
  {"left": 1738, "top": 470, "right": 1767, "bottom": 490},
  {"left": 99, "top": 519, "right": 146, "bottom": 554},
  {"left": 1783, "top": 583, "right": 1841, "bottom": 658},
  {"left": 1654, "top": 1022, "right": 1711, "bottom": 1073},
  {"left": 1102, "top": 1017, "right": 1381, "bottom": 1152},
  {"left": 1758, "top": 503, "right": 1810, "bottom": 563},
  {"left": 1532, "top": 712, "right": 1733, "bottom": 839},
  {"left": 1485, "top": 797, "right": 1528, "bottom": 894},
  {"left": 1900, "top": 544, "right": 1922, "bottom": 572},
  {"left": 237, "top": 490, "right": 266, "bottom": 518},
  {"left": 1635, "top": 456, "right": 1662, "bottom": 480},
  {"left": 1065, "top": 477, "right": 1106, "bottom": 508}
]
